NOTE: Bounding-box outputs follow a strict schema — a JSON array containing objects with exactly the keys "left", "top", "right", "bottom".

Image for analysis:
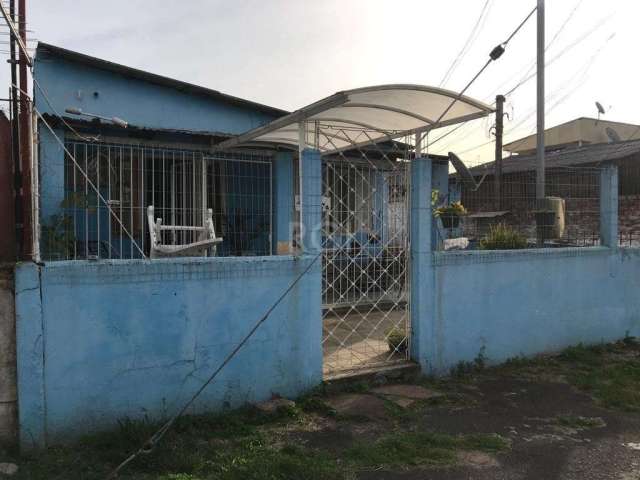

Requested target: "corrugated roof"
[
  {"left": 467, "top": 139, "right": 640, "bottom": 176},
  {"left": 35, "top": 43, "right": 289, "bottom": 118}
]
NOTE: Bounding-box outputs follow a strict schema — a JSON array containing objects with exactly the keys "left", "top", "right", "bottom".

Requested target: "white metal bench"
[{"left": 147, "top": 205, "right": 222, "bottom": 259}]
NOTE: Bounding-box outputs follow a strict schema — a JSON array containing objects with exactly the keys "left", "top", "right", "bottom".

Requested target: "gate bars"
[{"left": 319, "top": 126, "right": 413, "bottom": 376}]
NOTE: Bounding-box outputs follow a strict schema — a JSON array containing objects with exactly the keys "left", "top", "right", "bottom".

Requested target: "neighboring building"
[
  {"left": 451, "top": 137, "right": 640, "bottom": 246},
  {"left": 504, "top": 117, "right": 640, "bottom": 155}
]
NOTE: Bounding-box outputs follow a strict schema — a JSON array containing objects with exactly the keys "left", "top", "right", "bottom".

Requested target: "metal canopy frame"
[{"left": 217, "top": 84, "right": 494, "bottom": 155}]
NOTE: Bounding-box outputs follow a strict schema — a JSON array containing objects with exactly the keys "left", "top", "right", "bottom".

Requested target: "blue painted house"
[{"left": 34, "top": 42, "right": 294, "bottom": 260}]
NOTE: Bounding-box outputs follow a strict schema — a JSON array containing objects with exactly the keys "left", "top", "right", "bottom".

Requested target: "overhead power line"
[
  {"left": 430, "top": 4, "right": 609, "bottom": 154},
  {"left": 439, "top": 0, "right": 492, "bottom": 87},
  {"left": 424, "top": 4, "right": 537, "bottom": 153}
]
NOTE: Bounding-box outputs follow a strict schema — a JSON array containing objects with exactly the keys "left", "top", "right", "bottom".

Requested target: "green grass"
[
  {"left": 555, "top": 342, "right": 640, "bottom": 412},
  {"left": 495, "top": 341, "right": 640, "bottom": 412},
  {"left": 13, "top": 406, "right": 309, "bottom": 480},
  {"left": 11, "top": 404, "right": 510, "bottom": 480},
  {"left": 345, "top": 432, "right": 509, "bottom": 469}
]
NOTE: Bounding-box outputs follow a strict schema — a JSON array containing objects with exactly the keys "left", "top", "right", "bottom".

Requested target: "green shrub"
[
  {"left": 386, "top": 327, "right": 408, "bottom": 353},
  {"left": 479, "top": 223, "right": 527, "bottom": 250}
]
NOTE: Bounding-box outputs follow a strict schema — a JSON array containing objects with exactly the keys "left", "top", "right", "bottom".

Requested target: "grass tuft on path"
[{"left": 345, "top": 431, "right": 509, "bottom": 469}]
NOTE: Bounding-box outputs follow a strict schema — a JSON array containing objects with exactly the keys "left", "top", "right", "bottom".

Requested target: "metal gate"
[{"left": 321, "top": 143, "right": 411, "bottom": 376}]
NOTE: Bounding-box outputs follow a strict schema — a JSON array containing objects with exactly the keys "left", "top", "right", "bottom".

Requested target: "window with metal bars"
[{"left": 40, "top": 140, "right": 273, "bottom": 260}]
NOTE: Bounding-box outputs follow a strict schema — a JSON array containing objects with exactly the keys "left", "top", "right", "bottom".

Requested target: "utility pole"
[
  {"left": 8, "top": 0, "right": 22, "bottom": 258},
  {"left": 18, "top": 0, "right": 31, "bottom": 259},
  {"left": 494, "top": 94, "right": 505, "bottom": 211},
  {"left": 536, "top": 0, "right": 545, "bottom": 204},
  {"left": 535, "top": 0, "right": 545, "bottom": 247}
]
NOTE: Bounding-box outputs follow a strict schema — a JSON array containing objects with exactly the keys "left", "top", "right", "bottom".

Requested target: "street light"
[{"left": 64, "top": 107, "right": 128, "bottom": 128}]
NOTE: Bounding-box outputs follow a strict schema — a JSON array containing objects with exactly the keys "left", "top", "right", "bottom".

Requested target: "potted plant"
[
  {"left": 479, "top": 223, "right": 527, "bottom": 250},
  {"left": 435, "top": 201, "right": 467, "bottom": 229},
  {"left": 386, "top": 327, "right": 408, "bottom": 353}
]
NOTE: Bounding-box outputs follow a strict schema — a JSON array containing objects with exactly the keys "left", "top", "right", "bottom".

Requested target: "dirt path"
[{"left": 358, "top": 375, "right": 640, "bottom": 479}]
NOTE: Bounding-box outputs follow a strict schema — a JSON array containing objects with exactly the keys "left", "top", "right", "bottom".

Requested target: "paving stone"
[
  {"left": 387, "top": 396, "right": 416, "bottom": 408},
  {"left": 456, "top": 451, "right": 500, "bottom": 468},
  {"left": 0, "top": 463, "right": 18, "bottom": 476},
  {"left": 255, "top": 397, "right": 295, "bottom": 414},
  {"left": 371, "top": 384, "right": 444, "bottom": 400},
  {"left": 325, "top": 393, "right": 389, "bottom": 420}
]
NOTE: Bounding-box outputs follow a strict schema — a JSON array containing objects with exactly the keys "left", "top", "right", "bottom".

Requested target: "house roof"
[
  {"left": 35, "top": 43, "right": 289, "bottom": 118},
  {"left": 504, "top": 117, "right": 640, "bottom": 154},
  {"left": 466, "top": 139, "right": 640, "bottom": 177}
]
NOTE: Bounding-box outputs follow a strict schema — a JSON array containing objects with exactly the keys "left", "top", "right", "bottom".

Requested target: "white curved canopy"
[{"left": 217, "top": 84, "right": 493, "bottom": 154}]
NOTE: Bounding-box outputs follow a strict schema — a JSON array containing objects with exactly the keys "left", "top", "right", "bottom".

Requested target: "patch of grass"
[
  {"left": 570, "top": 361, "right": 640, "bottom": 412},
  {"left": 344, "top": 431, "right": 509, "bottom": 469},
  {"left": 450, "top": 347, "right": 488, "bottom": 378},
  {"left": 555, "top": 415, "right": 605, "bottom": 429},
  {"left": 340, "top": 380, "right": 371, "bottom": 394},
  {"left": 208, "top": 442, "right": 339, "bottom": 480},
  {"left": 623, "top": 330, "right": 638, "bottom": 347},
  {"left": 552, "top": 340, "right": 640, "bottom": 412},
  {"left": 13, "top": 405, "right": 312, "bottom": 480},
  {"left": 297, "top": 395, "right": 336, "bottom": 417}
]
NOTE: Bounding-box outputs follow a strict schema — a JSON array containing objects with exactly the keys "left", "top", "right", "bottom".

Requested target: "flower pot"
[{"left": 441, "top": 215, "right": 460, "bottom": 229}]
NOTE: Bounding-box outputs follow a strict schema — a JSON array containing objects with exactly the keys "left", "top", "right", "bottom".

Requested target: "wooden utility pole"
[
  {"left": 8, "top": 0, "right": 22, "bottom": 258},
  {"left": 18, "top": 0, "right": 31, "bottom": 259},
  {"left": 494, "top": 94, "right": 505, "bottom": 211}
]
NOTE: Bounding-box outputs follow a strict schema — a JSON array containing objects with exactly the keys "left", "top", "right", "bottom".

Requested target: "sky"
[{"left": 4, "top": 0, "right": 639, "bottom": 166}]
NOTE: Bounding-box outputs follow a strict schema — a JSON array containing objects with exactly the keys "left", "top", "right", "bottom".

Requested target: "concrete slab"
[
  {"left": 372, "top": 384, "right": 444, "bottom": 400},
  {"left": 325, "top": 393, "right": 389, "bottom": 420}
]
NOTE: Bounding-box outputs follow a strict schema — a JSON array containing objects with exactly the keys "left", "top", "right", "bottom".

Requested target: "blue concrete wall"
[
  {"left": 38, "top": 126, "right": 66, "bottom": 220},
  {"left": 15, "top": 256, "right": 322, "bottom": 447},
  {"left": 34, "top": 54, "right": 280, "bottom": 135},
  {"left": 410, "top": 157, "right": 433, "bottom": 365},
  {"left": 417, "top": 248, "right": 640, "bottom": 373}
]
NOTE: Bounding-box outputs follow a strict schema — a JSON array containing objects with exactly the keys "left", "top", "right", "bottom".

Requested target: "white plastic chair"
[{"left": 147, "top": 205, "right": 222, "bottom": 259}]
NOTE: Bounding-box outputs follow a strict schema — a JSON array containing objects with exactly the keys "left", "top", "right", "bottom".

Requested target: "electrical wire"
[
  {"left": 439, "top": 0, "right": 492, "bottom": 87},
  {"left": 455, "top": 33, "right": 614, "bottom": 159},
  {"left": 431, "top": 19, "right": 612, "bottom": 156},
  {"left": 430, "top": 5, "right": 537, "bottom": 132},
  {"left": 430, "top": 1, "right": 600, "bottom": 153}
]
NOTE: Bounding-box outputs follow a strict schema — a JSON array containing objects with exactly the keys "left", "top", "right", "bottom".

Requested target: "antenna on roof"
[
  {"left": 595, "top": 101, "right": 605, "bottom": 124},
  {"left": 606, "top": 127, "right": 621, "bottom": 143},
  {"left": 448, "top": 152, "right": 486, "bottom": 191}
]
